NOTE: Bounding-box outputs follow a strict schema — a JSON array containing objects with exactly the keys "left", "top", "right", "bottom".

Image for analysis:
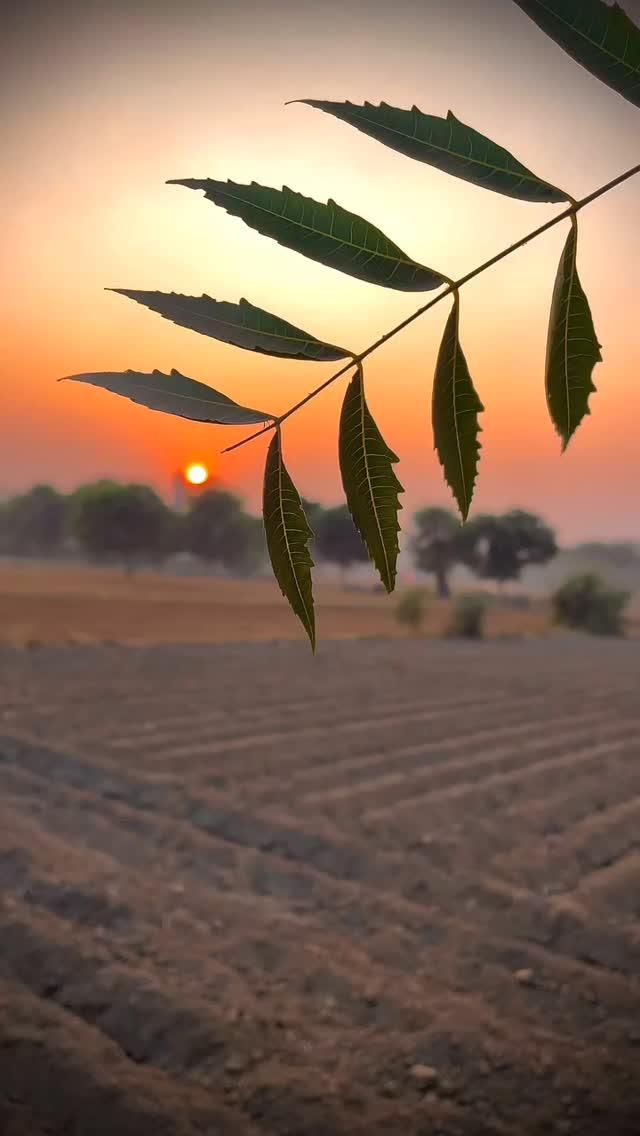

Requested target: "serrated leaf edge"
[
  {"left": 339, "top": 362, "right": 403, "bottom": 592},
  {"left": 263, "top": 429, "right": 316, "bottom": 650},
  {"left": 293, "top": 100, "right": 567, "bottom": 203},
  {"left": 433, "top": 294, "right": 484, "bottom": 521},
  {"left": 546, "top": 215, "right": 602, "bottom": 452}
]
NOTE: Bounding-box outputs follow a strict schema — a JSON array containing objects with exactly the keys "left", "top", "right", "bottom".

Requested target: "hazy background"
[{"left": 3, "top": 0, "right": 639, "bottom": 542}]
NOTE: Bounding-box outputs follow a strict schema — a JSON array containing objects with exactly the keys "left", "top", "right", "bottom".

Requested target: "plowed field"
[{"left": 0, "top": 638, "right": 639, "bottom": 1135}]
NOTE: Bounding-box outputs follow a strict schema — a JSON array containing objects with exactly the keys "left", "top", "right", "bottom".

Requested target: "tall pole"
[{"left": 172, "top": 472, "right": 186, "bottom": 513}]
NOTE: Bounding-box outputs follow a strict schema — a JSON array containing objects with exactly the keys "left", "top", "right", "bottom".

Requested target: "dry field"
[
  {"left": 0, "top": 562, "right": 552, "bottom": 646},
  {"left": 0, "top": 634, "right": 639, "bottom": 1135}
]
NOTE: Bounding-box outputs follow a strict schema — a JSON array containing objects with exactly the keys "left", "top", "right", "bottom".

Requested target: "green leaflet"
[
  {"left": 60, "top": 369, "right": 273, "bottom": 426},
  {"left": 512, "top": 0, "right": 640, "bottom": 109},
  {"left": 168, "top": 178, "right": 447, "bottom": 293},
  {"left": 263, "top": 430, "right": 316, "bottom": 649},
  {"left": 432, "top": 296, "right": 484, "bottom": 521},
  {"left": 545, "top": 218, "right": 602, "bottom": 451},
  {"left": 109, "top": 290, "right": 350, "bottom": 362},
  {"left": 296, "top": 101, "right": 567, "bottom": 204},
  {"left": 339, "top": 363, "right": 403, "bottom": 593}
]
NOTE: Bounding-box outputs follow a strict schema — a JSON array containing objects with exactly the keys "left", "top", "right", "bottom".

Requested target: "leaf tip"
[{"left": 166, "top": 178, "right": 202, "bottom": 190}]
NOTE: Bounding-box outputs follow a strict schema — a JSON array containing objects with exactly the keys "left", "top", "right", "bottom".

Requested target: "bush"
[
  {"left": 447, "top": 594, "right": 487, "bottom": 639},
  {"left": 395, "top": 588, "right": 428, "bottom": 634},
  {"left": 552, "top": 573, "right": 629, "bottom": 636}
]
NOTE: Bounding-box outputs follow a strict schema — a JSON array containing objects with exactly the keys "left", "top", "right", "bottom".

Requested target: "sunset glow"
[
  {"left": 184, "top": 462, "right": 209, "bottom": 486},
  {"left": 3, "top": 0, "right": 639, "bottom": 542}
]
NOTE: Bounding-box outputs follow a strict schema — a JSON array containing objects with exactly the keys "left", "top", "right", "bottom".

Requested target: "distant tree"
[
  {"left": 2, "top": 485, "right": 68, "bottom": 558},
  {"left": 185, "top": 489, "right": 265, "bottom": 575},
  {"left": 227, "top": 514, "right": 266, "bottom": 577},
  {"left": 160, "top": 508, "right": 187, "bottom": 562},
  {"left": 314, "top": 505, "right": 367, "bottom": 579},
  {"left": 0, "top": 503, "right": 7, "bottom": 555},
  {"left": 71, "top": 481, "right": 172, "bottom": 572},
  {"left": 459, "top": 509, "right": 557, "bottom": 588},
  {"left": 301, "top": 498, "right": 325, "bottom": 536},
  {"left": 410, "top": 507, "right": 461, "bottom": 599}
]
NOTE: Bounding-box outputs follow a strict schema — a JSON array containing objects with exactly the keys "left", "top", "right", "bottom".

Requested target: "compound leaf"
[
  {"left": 545, "top": 218, "right": 602, "bottom": 450},
  {"left": 432, "top": 296, "right": 484, "bottom": 521},
  {"left": 339, "top": 363, "right": 403, "bottom": 592},
  {"left": 296, "top": 100, "right": 567, "bottom": 203},
  {"left": 512, "top": 0, "right": 640, "bottom": 109},
  {"left": 168, "top": 178, "right": 447, "bottom": 292},
  {"left": 109, "top": 290, "right": 350, "bottom": 362},
  {"left": 61, "top": 369, "right": 273, "bottom": 426},
  {"left": 263, "top": 430, "right": 316, "bottom": 649}
]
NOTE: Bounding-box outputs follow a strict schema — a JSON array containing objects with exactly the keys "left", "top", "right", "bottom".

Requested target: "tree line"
[{"left": 4, "top": 482, "right": 635, "bottom": 598}]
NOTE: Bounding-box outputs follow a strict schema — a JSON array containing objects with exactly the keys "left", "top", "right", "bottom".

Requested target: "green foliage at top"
[
  {"left": 168, "top": 179, "right": 448, "bottom": 292},
  {"left": 110, "top": 291, "right": 350, "bottom": 362},
  {"left": 513, "top": 0, "right": 640, "bottom": 109},
  {"left": 297, "top": 100, "right": 567, "bottom": 203},
  {"left": 552, "top": 571, "right": 630, "bottom": 635},
  {"left": 339, "top": 364, "right": 403, "bottom": 592}
]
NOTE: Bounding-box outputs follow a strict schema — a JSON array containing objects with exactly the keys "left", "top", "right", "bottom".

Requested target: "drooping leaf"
[
  {"left": 432, "top": 295, "right": 484, "bottom": 521},
  {"left": 295, "top": 101, "right": 567, "bottom": 204},
  {"left": 168, "top": 178, "right": 447, "bottom": 292},
  {"left": 512, "top": 0, "right": 640, "bottom": 109},
  {"left": 339, "top": 363, "right": 403, "bottom": 592},
  {"left": 60, "top": 369, "right": 273, "bottom": 426},
  {"left": 109, "top": 290, "right": 350, "bottom": 362},
  {"left": 263, "top": 430, "right": 316, "bottom": 648},
  {"left": 545, "top": 217, "right": 602, "bottom": 450}
]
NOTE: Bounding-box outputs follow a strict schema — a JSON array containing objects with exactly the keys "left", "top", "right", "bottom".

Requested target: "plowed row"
[{"left": 0, "top": 638, "right": 639, "bottom": 1135}]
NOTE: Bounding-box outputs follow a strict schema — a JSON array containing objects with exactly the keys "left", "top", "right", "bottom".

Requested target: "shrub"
[
  {"left": 395, "top": 588, "right": 428, "bottom": 635},
  {"left": 447, "top": 594, "right": 487, "bottom": 639},
  {"left": 552, "top": 573, "right": 629, "bottom": 636}
]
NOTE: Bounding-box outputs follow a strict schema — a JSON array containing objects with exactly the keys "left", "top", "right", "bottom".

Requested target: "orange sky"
[{"left": 2, "top": 0, "right": 639, "bottom": 542}]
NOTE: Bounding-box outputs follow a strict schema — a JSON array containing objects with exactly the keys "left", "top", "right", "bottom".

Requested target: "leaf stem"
[{"left": 222, "top": 159, "right": 640, "bottom": 455}]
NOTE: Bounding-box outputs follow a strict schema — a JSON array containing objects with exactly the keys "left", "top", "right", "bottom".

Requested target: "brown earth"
[
  {"left": 0, "top": 562, "right": 553, "bottom": 646},
  {"left": 0, "top": 636, "right": 639, "bottom": 1134}
]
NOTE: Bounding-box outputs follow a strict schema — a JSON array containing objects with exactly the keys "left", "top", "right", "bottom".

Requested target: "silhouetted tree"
[
  {"left": 301, "top": 498, "right": 325, "bottom": 530},
  {"left": 410, "top": 506, "right": 461, "bottom": 599},
  {"left": 459, "top": 509, "right": 557, "bottom": 587},
  {"left": 185, "top": 489, "right": 264, "bottom": 575},
  {"left": 71, "top": 481, "right": 172, "bottom": 572},
  {"left": 314, "top": 505, "right": 367, "bottom": 579},
  {"left": 3, "top": 485, "right": 68, "bottom": 557}
]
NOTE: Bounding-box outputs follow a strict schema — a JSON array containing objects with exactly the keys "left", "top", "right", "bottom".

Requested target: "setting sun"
[{"left": 184, "top": 462, "right": 209, "bottom": 486}]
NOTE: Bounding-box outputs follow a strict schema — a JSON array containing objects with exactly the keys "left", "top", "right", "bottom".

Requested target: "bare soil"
[
  {"left": 0, "top": 637, "right": 639, "bottom": 1134},
  {"left": 0, "top": 562, "right": 552, "bottom": 645}
]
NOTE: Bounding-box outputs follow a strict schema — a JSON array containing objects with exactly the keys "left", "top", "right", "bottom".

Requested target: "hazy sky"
[{"left": 2, "top": 0, "right": 639, "bottom": 541}]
